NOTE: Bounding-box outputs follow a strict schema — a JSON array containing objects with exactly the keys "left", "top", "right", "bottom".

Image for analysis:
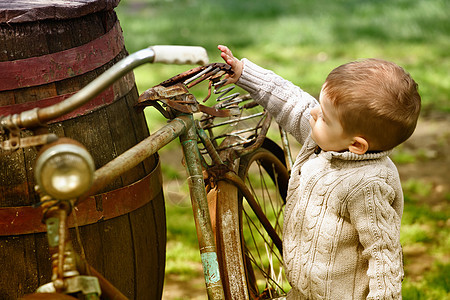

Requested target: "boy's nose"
[{"left": 310, "top": 107, "right": 319, "bottom": 120}]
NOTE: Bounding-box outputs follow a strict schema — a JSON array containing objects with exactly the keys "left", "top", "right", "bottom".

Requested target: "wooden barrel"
[{"left": 0, "top": 1, "right": 166, "bottom": 299}]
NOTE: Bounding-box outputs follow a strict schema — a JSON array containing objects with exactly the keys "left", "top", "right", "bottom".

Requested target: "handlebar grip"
[{"left": 150, "top": 45, "right": 209, "bottom": 65}]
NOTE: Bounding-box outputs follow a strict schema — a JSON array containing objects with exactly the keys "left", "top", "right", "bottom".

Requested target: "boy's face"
[{"left": 309, "top": 89, "right": 353, "bottom": 152}]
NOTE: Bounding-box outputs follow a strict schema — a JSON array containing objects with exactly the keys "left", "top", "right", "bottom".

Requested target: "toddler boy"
[{"left": 218, "top": 45, "right": 421, "bottom": 299}]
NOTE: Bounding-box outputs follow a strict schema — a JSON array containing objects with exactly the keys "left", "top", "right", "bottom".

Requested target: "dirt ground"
[
  {"left": 161, "top": 114, "right": 450, "bottom": 299},
  {"left": 163, "top": 271, "right": 207, "bottom": 299},
  {"left": 396, "top": 114, "right": 450, "bottom": 206}
]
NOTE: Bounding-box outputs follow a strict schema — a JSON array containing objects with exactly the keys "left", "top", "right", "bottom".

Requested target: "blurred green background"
[
  {"left": 116, "top": 0, "right": 450, "bottom": 114},
  {"left": 115, "top": 0, "right": 449, "bottom": 299}
]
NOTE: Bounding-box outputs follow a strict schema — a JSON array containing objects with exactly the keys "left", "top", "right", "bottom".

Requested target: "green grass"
[
  {"left": 400, "top": 185, "right": 450, "bottom": 299},
  {"left": 117, "top": 0, "right": 450, "bottom": 114},
  {"left": 115, "top": 0, "right": 450, "bottom": 297},
  {"left": 403, "top": 263, "right": 450, "bottom": 300},
  {"left": 164, "top": 204, "right": 203, "bottom": 278}
]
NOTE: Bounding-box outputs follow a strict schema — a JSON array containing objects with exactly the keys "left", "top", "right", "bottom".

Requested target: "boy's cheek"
[{"left": 310, "top": 130, "right": 318, "bottom": 145}]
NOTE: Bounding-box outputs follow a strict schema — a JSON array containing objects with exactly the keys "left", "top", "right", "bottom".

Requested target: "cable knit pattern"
[
  {"left": 237, "top": 59, "right": 404, "bottom": 299},
  {"left": 238, "top": 58, "right": 318, "bottom": 145}
]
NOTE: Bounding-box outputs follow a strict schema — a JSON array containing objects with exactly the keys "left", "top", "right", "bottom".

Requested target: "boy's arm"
[
  {"left": 347, "top": 180, "right": 404, "bottom": 299},
  {"left": 237, "top": 59, "right": 318, "bottom": 144},
  {"left": 218, "top": 45, "right": 318, "bottom": 144}
]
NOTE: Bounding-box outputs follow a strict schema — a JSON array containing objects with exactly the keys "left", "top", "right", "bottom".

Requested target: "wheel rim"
[{"left": 239, "top": 149, "right": 290, "bottom": 299}]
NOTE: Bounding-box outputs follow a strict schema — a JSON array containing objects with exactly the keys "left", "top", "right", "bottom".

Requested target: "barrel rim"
[
  {"left": 0, "top": 0, "right": 120, "bottom": 24},
  {"left": 0, "top": 21, "right": 124, "bottom": 92}
]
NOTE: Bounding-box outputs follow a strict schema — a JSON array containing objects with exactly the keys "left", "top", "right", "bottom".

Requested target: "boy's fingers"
[
  {"left": 218, "top": 45, "right": 233, "bottom": 60},
  {"left": 220, "top": 52, "right": 234, "bottom": 66},
  {"left": 218, "top": 45, "right": 241, "bottom": 84},
  {"left": 218, "top": 44, "right": 230, "bottom": 53}
]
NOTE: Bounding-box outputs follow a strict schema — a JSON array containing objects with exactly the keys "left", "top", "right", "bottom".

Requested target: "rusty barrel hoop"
[{"left": 0, "top": 1, "right": 166, "bottom": 299}]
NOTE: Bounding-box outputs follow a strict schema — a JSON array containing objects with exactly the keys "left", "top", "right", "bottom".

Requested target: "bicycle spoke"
[
  {"left": 237, "top": 148, "right": 290, "bottom": 298},
  {"left": 243, "top": 206, "right": 283, "bottom": 265},
  {"left": 243, "top": 208, "right": 265, "bottom": 271},
  {"left": 243, "top": 242, "right": 286, "bottom": 293}
]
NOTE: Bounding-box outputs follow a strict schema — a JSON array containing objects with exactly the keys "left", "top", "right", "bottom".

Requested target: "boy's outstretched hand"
[{"left": 218, "top": 45, "right": 243, "bottom": 84}]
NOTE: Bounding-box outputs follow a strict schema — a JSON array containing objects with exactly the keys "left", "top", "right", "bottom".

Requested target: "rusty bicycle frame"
[{"left": 0, "top": 47, "right": 287, "bottom": 299}]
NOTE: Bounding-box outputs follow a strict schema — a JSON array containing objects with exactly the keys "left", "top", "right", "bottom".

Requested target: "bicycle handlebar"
[
  {"left": 10, "top": 46, "right": 208, "bottom": 129},
  {"left": 151, "top": 45, "right": 208, "bottom": 65}
]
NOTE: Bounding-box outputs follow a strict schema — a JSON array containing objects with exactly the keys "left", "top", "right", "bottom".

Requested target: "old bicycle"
[{"left": 0, "top": 46, "right": 291, "bottom": 299}]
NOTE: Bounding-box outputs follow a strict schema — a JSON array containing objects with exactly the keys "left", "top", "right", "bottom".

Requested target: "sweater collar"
[
  {"left": 306, "top": 136, "right": 391, "bottom": 162},
  {"left": 320, "top": 148, "right": 392, "bottom": 162}
]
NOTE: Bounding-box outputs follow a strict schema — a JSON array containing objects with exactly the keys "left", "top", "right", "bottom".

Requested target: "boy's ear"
[{"left": 349, "top": 136, "right": 369, "bottom": 155}]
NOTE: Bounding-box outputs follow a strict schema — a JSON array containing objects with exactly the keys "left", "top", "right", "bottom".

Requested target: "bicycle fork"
[{"left": 179, "top": 115, "right": 225, "bottom": 300}]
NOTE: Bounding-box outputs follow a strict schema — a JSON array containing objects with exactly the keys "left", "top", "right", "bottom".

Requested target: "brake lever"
[
  {"left": 1, "top": 134, "right": 58, "bottom": 151},
  {"left": 0, "top": 116, "right": 58, "bottom": 151}
]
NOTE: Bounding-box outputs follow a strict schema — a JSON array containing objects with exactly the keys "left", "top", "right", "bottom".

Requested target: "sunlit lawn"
[{"left": 116, "top": 0, "right": 449, "bottom": 298}]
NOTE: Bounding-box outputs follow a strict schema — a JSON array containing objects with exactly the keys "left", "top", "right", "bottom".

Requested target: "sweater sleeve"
[
  {"left": 347, "top": 180, "right": 404, "bottom": 300},
  {"left": 236, "top": 58, "right": 319, "bottom": 144}
]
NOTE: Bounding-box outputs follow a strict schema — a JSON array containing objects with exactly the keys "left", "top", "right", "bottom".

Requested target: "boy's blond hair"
[{"left": 322, "top": 58, "right": 421, "bottom": 151}]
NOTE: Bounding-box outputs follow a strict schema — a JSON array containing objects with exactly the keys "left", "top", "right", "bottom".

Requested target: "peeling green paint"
[{"left": 201, "top": 252, "right": 221, "bottom": 285}]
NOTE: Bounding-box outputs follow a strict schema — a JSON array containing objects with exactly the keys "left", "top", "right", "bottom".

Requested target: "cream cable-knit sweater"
[{"left": 237, "top": 59, "right": 404, "bottom": 299}]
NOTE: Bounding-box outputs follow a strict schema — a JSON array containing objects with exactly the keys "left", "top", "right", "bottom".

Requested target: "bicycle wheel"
[{"left": 215, "top": 144, "right": 290, "bottom": 299}]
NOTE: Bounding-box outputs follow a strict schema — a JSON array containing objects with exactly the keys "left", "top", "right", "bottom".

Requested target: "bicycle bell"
[{"left": 35, "top": 138, "right": 95, "bottom": 200}]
